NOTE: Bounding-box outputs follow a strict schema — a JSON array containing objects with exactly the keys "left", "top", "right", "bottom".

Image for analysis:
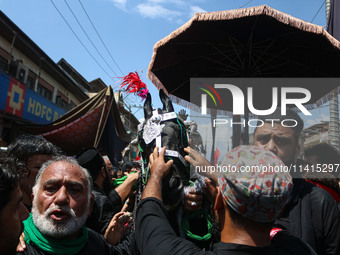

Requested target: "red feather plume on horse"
[{"left": 120, "top": 72, "right": 149, "bottom": 100}]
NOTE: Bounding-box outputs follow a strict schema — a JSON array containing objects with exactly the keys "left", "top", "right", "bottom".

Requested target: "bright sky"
[{"left": 0, "top": 0, "right": 329, "bottom": 121}]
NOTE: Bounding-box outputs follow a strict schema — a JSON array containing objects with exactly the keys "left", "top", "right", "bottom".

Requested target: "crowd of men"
[{"left": 0, "top": 108, "right": 339, "bottom": 255}]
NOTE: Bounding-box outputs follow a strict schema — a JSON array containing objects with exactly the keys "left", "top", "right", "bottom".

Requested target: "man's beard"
[
  {"left": 103, "top": 172, "right": 114, "bottom": 194},
  {"left": 32, "top": 197, "right": 89, "bottom": 239}
]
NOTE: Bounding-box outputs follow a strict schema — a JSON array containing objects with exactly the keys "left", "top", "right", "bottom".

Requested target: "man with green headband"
[{"left": 18, "top": 156, "right": 137, "bottom": 255}]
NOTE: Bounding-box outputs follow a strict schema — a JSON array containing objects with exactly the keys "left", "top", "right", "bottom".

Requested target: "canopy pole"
[
  {"left": 329, "top": 90, "right": 340, "bottom": 151},
  {"left": 210, "top": 109, "right": 217, "bottom": 164},
  {"left": 243, "top": 109, "right": 249, "bottom": 145},
  {"left": 232, "top": 115, "right": 241, "bottom": 148},
  {"left": 326, "top": 0, "right": 331, "bottom": 22}
]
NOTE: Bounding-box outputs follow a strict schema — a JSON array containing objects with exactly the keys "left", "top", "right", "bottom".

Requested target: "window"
[
  {"left": 37, "top": 83, "right": 52, "bottom": 101},
  {"left": 26, "top": 76, "right": 35, "bottom": 90},
  {"left": 56, "top": 93, "right": 73, "bottom": 111},
  {"left": 0, "top": 56, "right": 7, "bottom": 72},
  {"left": 56, "top": 95, "right": 66, "bottom": 108}
]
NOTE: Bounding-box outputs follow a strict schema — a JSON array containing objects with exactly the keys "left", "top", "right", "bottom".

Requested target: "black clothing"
[
  {"left": 136, "top": 197, "right": 317, "bottom": 255},
  {"left": 86, "top": 184, "right": 122, "bottom": 235},
  {"left": 275, "top": 179, "right": 340, "bottom": 255},
  {"left": 17, "top": 228, "right": 137, "bottom": 255},
  {"left": 24, "top": 203, "right": 32, "bottom": 213}
]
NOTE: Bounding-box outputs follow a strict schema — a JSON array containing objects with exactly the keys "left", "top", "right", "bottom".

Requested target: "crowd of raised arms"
[{"left": 0, "top": 105, "right": 339, "bottom": 255}]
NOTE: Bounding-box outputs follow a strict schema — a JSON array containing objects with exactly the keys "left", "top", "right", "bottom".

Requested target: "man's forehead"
[
  {"left": 41, "top": 161, "right": 87, "bottom": 183},
  {"left": 255, "top": 123, "right": 295, "bottom": 136}
]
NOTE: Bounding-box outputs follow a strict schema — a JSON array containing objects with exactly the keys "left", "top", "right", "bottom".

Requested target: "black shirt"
[
  {"left": 86, "top": 183, "right": 122, "bottom": 235},
  {"left": 275, "top": 179, "right": 340, "bottom": 255},
  {"left": 136, "top": 197, "right": 317, "bottom": 255}
]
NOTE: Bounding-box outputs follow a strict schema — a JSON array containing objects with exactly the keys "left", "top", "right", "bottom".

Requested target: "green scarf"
[
  {"left": 181, "top": 210, "right": 213, "bottom": 241},
  {"left": 112, "top": 175, "right": 128, "bottom": 188},
  {"left": 23, "top": 213, "right": 88, "bottom": 255},
  {"left": 112, "top": 171, "right": 137, "bottom": 189}
]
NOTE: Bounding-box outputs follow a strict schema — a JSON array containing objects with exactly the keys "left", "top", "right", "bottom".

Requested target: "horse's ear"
[
  {"left": 144, "top": 93, "right": 153, "bottom": 119},
  {"left": 160, "top": 89, "right": 174, "bottom": 113}
]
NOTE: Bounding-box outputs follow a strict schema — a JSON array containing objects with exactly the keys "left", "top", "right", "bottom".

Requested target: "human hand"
[
  {"left": 125, "top": 171, "right": 139, "bottom": 183},
  {"left": 104, "top": 212, "right": 132, "bottom": 245},
  {"left": 184, "top": 146, "right": 211, "bottom": 168},
  {"left": 16, "top": 232, "right": 26, "bottom": 252},
  {"left": 203, "top": 178, "right": 218, "bottom": 205},
  {"left": 184, "top": 147, "right": 217, "bottom": 182},
  {"left": 178, "top": 109, "right": 188, "bottom": 121},
  {"left": 183, "top": 188, "right": 203, "bottom": 212},
  {"left": 149, "top": 147, "right": 173, "bottom": 180}
]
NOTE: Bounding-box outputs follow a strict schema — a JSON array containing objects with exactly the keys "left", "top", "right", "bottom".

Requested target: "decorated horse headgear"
[
  {"left": 141, "top": 105, "right": 187, "bottom": 167},
  {"left": 138, "top": 89, "right": 190, "bottom": 208},
  {"left": 120, "top": 73, "right": 214, "bottom": 246}
]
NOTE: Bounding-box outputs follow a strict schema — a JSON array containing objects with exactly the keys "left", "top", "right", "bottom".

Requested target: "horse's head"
[{"left": 138, "top": 89, "right": 190, "bottom": 209}]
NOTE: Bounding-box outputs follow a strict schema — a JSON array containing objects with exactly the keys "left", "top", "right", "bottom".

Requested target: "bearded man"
[{"left": 17, "top": 156, "right": 137, "bottom": 255}]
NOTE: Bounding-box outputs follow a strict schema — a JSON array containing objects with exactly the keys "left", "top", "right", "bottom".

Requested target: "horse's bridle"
[{"left": 140, "top": 109, "right": 188, "bottom": 167}]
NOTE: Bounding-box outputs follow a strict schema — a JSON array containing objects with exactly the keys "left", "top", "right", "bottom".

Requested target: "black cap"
[{"left": 76, "top": 147, "right": 105, "bottom": 180}]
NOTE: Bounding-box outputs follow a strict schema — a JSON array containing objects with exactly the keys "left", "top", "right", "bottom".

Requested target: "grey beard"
[{"left": 32, "top": 198, "right": 89, "bottom": 239}]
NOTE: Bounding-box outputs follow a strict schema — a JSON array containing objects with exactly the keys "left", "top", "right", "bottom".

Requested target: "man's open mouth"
[{"left": 49, "top": 209, "right": 70, "bottom": 222}]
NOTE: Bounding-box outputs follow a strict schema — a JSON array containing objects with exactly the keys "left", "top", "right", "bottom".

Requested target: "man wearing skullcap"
[
  {"left": 136, "top": 146, "right": 316, "bottom": 255},
  {"left": 76, "top": 147, "right": 138, "bottom": 235}
]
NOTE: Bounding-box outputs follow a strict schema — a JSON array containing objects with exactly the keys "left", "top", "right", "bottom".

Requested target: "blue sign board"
[{"left": 0, "top": 71, "right": 66, "bottom": 124}]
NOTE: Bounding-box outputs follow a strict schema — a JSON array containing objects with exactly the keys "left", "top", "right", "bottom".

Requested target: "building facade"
[{"left": 0, "top": 11, "right": 91, "bottom": 144}]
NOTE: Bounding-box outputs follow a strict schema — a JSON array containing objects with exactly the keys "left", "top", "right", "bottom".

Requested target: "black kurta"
[
  {"left": 275, "top": 179, "right": 340, "bottom": 255},
  {"left": 86, "top": 183, "right": 122, "bottom": 235},
  {"left": 136, "top": 197, "right": 317, "bottom": 255}
]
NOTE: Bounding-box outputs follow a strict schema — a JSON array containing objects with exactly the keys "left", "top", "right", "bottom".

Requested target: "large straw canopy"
[{"left": 148, "top": 5, "right": 340, "bottom": 109}]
